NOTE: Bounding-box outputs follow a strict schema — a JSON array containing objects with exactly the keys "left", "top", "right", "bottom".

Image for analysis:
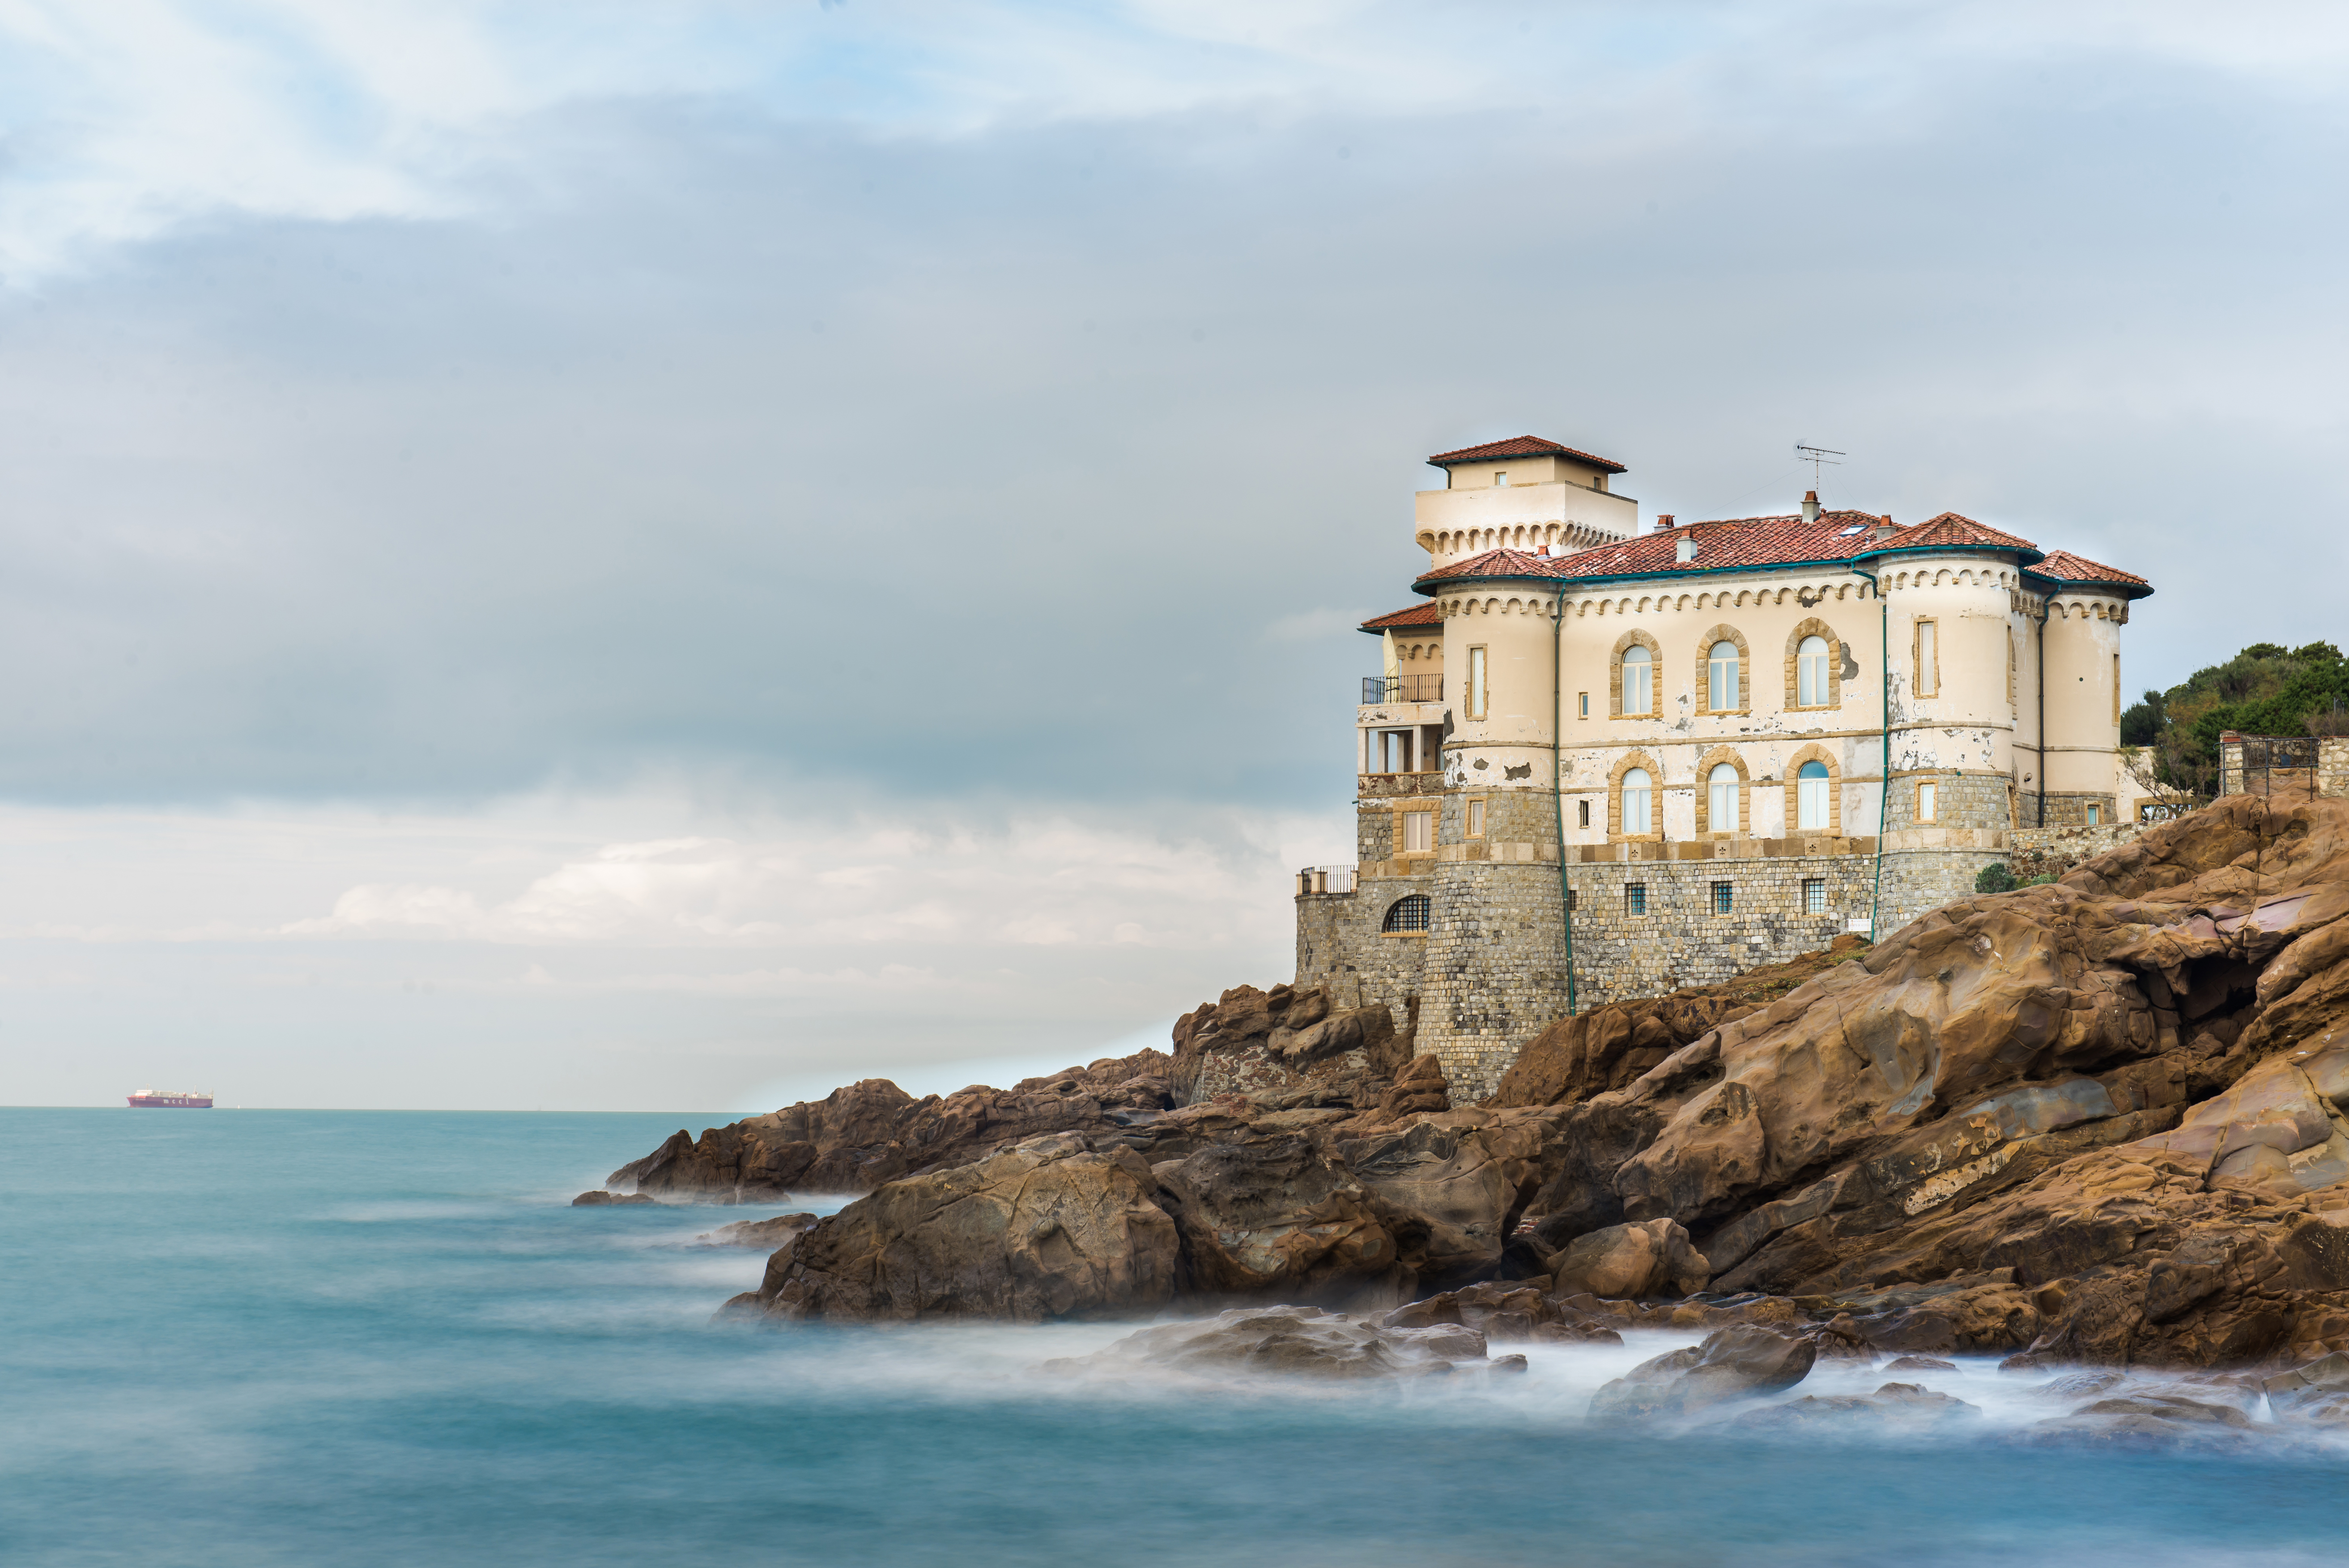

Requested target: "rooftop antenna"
[{"left": 1794, "top": 442, "right": 1845, "bottom": 488}]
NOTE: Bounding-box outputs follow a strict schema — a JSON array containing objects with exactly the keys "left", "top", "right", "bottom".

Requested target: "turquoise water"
[{"left": 3, "top": 1106, "right": 2345, "bottom": 1567}]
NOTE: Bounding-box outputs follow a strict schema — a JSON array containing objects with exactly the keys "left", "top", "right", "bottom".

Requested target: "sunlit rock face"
[{"left": 670, "top": 795, "right": 2349, "bottom": 1373}]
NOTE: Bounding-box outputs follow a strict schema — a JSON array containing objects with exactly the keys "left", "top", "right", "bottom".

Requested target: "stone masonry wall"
[{"left": 1884, "top": 769, "right": 2013, "bottom": 833}]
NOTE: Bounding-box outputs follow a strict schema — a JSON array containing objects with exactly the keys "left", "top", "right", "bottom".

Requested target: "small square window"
[
  {"left": 1711, "top": 881, "right": 1733, "bottom": 915},
  {"left": 2087, "top": 803, "right": 2102, "bottom": 826},
  {"left": 1403, "top": 811, "right": 1434, "bottom": 853},
  {"left": 1465, "top": 799, "right": 1486, "bottom": 837},
  {"left": 1801, "top": 877, "right": 1826, "bottom": 915},
  {"left": 1494, "top": 470, "right": 1508, "bottom": 487},
  {"left": 1577, "top": 799, "right": 1591, "bottom": 828},
  {"left": 1625, "top": 882, "right": 1648, "bottom": 917}
]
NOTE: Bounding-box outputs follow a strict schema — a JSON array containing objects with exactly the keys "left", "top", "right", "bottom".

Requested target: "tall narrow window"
[
  {"left": 1577, "top": 799, "right": 1591, "bottom": 828},
  {"left": 2113, "top": 656, "right": 2122, "bottom": 723},
  {"left": 1797, "top": 760, "right": 1831, "bottom": 831},
  {"left": 2008, "top": 629, "right": 2017, "bottom": 705},
  {"left": 2087, "top": 803, "right": 2103, "bottom": 826},
  {"left": 1621, "top": 768, "right": 1654, "bottom": 834},
  {"left": 1467, "top": 646, "right": 1489, "bottom": 720},
  {"left": 1915, "top": 619, "right": 1939, "bottom": 697},
  {"left": 1621, "top": 645, "right": 1652, "bottom": 716},
  {"left": 1708, "top": 763, "right": 1740, "bottom": 834},
  {"left": 1797, "top": 635, "right": 1831, "bottom": 707},
  {"left": 1578, "top": 692, "right": 1589, "bottom": 718},
  {"left": 1402, "top": 811, "right": 1433, "bottom": 853},
  {"left": 1709, "top": 640, "right": 1741, "bottom": 711},
  {"left": 1465, "top": 798, "right": 1486, "bottom": 838},
  {"left": 1917, "top": 780, "right": 1938, "bottom": 824}
]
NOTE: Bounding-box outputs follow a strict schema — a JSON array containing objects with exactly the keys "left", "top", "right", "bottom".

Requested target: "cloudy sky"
[{"left": 1, "top": 0, "right": 2343, "bottom": 1109}]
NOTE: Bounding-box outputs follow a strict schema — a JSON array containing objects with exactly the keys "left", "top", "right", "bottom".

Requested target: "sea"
[{"left": 4, "top": 1106, "right": 2345, "bottom": 1568}]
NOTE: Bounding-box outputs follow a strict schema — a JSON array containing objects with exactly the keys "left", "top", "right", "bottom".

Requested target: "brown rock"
[
  {"left": 1589, "top": 1325, "right": 1818, "bottom": 1420},
  {"left": 571, "top": 1190, "right": 656, "bottom": 1206},
  {"left": 750, "top": 1133, "right": 1180, "bottom": 1323},
  {"left": 1040, "top": 1305, "right": 1490, "bottom": 1383},
  {"left": 1548, "top": 1218, "right": 1711, "bottom": 1300},
  {"left": 1150, "top": 1136, "right": 1400, "bottom": 1305},
  {"left": 693, "top": 1212, "right": 818, "bottom": 1249}
]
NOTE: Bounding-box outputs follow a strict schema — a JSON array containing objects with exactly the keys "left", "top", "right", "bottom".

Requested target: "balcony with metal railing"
[
  {"left": 1361, "top": 674, "right": 1443, "bottom": 705},
  {"left": 1295, "top": 864, "right": 1358, "bottom": 896}
]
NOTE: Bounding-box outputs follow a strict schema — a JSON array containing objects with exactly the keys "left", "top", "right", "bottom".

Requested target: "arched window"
[
  {"left": 1708, "top": 640, "right": 1741, "bottom": 711},
  {"left": 1797, "top": 760, "right": 1831, "bottom": 831},
  {"left": 1382, "top": 894, "right": 1432, "bottom": 933},
  {"left": 1797, "top": 635, "right": 1831, "bottom": 707},
  {"left": 1621, "top": 767, "right": 1654, "bottom": 835},
  {"left": 1621, "top": 645, "right": 1653, "bottom": 715},
  {"left": 1708, "top": 763, "right": 1740, "bottom": 834}
]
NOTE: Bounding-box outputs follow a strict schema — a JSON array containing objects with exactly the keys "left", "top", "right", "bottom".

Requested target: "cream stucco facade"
[{"left": 1303, "top": 434, "right": 2153, "bottom": 1099}]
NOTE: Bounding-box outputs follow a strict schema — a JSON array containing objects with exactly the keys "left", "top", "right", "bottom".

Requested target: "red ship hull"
[{"left": 127, "top": 1094, "right": 213, "bottom": 1108}]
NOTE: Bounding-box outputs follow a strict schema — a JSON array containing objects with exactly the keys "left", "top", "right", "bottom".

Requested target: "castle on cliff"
[{"left": 1294, "top": 435, "right": 2153, "bottom": 1099}]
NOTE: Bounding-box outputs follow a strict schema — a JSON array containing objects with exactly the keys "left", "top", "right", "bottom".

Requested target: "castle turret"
[{"left": 1415, "top": 437, "right": 1637, "bottom": 570}]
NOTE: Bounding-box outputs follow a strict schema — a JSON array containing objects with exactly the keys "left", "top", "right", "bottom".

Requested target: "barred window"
[
  {"left": 1801, "top": 878, "right": 1826, "bottom": 916},
  {"left": 1382, "top": 894, "right": 1432, "bottom": 933},
  {"left": 1625, "top": 882, "right": 1648, "bottom": 917},
  {"left": 1711, "top": 881, "right": 1733, "bottom": 915}
]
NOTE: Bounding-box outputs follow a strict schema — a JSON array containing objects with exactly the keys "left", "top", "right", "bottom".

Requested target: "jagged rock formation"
[{"left": 640, "top": 795, "right": 2349, "bottom": 1373}]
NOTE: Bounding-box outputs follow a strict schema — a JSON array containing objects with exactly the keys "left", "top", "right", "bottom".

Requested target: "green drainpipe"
[
  {"left": 1552, "top": 585, "right": 1577, "bottom": 1014},
  {"left": 1850, "top": 563, "right": 1889, "bottom": 942}
]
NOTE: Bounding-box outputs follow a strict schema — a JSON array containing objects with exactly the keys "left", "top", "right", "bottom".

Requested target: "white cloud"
[{"left": 9, "top": 0, "right": 2349, "bottom": 283}]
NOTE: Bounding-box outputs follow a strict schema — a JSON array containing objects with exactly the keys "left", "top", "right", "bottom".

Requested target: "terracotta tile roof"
[
  {"left": 2029, "top": 549, "right": 2153, "bottom": 597},
  {"left": 1425, "top": 435, "right": 1627, "bottom": 473},
  {"left": 1416, "top": 546, "right": 1563, "bottom": 585},
  {"left": 1856, "top": 511, "right": 2040, "bottom": 556},
  {"left": 1359, "top": 602, "right": 1443, "bottom": 633},
  {"left": 1406, "top": 507, "right": 2145, "bottom": 594}
]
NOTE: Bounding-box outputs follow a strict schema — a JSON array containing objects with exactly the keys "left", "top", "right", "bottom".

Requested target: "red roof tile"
[
  {"left": 1426, "top": 435, "right": 1627, "bottom": 473},
  {"left": 1359, "top": 603, "right": 1443, "bottom": 633},
  {"left": 1408, "top": 507, "right": 2126, "bottom": 593},
  {"left": 1860, "top": 511, "right": 2040, "bottom": 555},
  {"left": 2030, "top": 549, "right": 2153, "bottom": 596}
]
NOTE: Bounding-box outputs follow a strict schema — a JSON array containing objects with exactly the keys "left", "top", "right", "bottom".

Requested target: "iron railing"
[
  {"left": 1360, "top": 674, "right": 1443, "bottom": 704},
  {"left": 1296, "top": 864, "right": 1358, "bottom": 896},
  {"left": 2227, "top": 736, "right": 2320, "bottom": 800}
]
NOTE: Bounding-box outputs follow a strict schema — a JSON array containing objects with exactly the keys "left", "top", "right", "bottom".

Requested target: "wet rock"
[
  {"left": 2025, "top": 1391, "right": 2263, "bottom": 1449},
  {"left": 1376, "top": 1281, "right": 1623, "bottom": 1345},
  {"left": 748, "top": 1133, "right": 1180, "bottom": 1323},
  {"left": 1040, "top": 1305, "right": 1490, "bottom": 1382},
  {"left": 1589, "top": 1325, "right": 1817, "bottom": 1420},
  {"left": 572, "top": 1190, "right": 656, "bottom": 1206},
  {"left": 1723, "top": 1381, "right": 1979, "bottom": 1433},
  {"left": 1548, "top": 1218, "right": 1711, "bottom": 1300},
  {"left": 1884, "top": 1355, "right": 1958, "bottom": 1372},
  {"left": 693, "top": 1212, "right": 817, "bottom": 1249}
]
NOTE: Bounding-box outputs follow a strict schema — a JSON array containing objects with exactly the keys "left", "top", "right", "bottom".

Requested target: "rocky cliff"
[{"left": 607, "top": 795, "right": 2349, "bottom": 1371}]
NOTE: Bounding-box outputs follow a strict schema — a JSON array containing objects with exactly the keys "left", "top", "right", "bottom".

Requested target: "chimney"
[
  {"left": 1675, "top": 532, "right": 1698, "bottom": 564},
  {"left": 1653, "top": 514, "right": 1674, "bottom": 532},
  {"left": 1800, "top": 490, "right": 1820, "bottom": 523},
  {"left": 1870, "top": 513, "right": 1898, "bottom": 542}
]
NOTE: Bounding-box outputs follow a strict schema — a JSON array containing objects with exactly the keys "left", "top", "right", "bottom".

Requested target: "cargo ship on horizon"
[{"left": 127, "top": 1090, "right": 213, "bottom": 1109}]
